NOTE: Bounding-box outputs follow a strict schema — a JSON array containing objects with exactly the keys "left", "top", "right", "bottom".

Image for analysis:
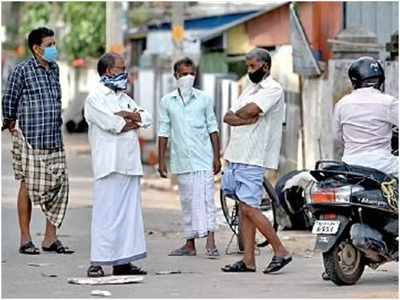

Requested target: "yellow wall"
[{"left": 227, "top": 24, "right": 253, "bottom": 55}]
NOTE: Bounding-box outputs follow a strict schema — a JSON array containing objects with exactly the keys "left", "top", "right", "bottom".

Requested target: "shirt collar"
[
  {"left": 97, "top": 82, "right": 115, "bottom": 96},
  {"left": 259, "top": 75, "right": 272, "bottom": 89},
  {"left": 31, "top": 56, "right": 57, "bottom": 70},
  {"left": 353, "top": 87, "right": 381, "bottom": 94},
  {"left": 171, "top": 88, "right": 199, "bottom": 101}
]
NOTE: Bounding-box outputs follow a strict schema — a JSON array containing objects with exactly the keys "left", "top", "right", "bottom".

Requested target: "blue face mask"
[
  {"left": 42, "top": 46, "right": 58, "bottom": 62},
  {"left": 100, "top": 72, "right": 128, "bottom": 92}
]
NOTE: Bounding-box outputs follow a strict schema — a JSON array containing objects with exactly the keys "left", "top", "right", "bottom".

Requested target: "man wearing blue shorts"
[{"left": 221, "top": 48, "right": 292, "bottom": 274}]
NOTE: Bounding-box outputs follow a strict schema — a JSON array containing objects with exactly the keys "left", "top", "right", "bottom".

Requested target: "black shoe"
[
  {"left": 113, "top": 263, "right": 147, "bottom": 275},
  {"left": 87, "top": 265, "right": 104, "bottom": 277}
]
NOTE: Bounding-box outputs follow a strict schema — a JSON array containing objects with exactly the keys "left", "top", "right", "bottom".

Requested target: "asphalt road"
[{"left": 1, "top": 132, "right": 398, "bottom": 298}]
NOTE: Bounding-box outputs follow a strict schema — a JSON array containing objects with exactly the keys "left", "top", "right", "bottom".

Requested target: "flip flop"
[
  {"left": 263, "top": 255, "right": 292, "bottom": 273},
  {"left": 221, "top": 260, "right": 256, "bottom": 272},
  {"left": 206, "top": 248, "right": 220, "bottom": 257},
  {"left": 42, "top": 240, "right": 74, "bottom": 254},
  {"left": 19, "top": 241, "right": 40, "bottom": 255},
  {"left": 168, "top": 247, "right": 196, "bottom": 256}
]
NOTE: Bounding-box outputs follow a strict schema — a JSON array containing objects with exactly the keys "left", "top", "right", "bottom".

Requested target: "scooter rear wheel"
[{"left": 323, "top": 238, "right": 365, "bottom": 285}]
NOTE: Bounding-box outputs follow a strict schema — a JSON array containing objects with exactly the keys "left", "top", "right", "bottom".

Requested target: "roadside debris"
[
  {"left": 68, "top": 275, "right": 144, "bottom": 285},
  {"left": 41, "top": 272, "right": 58, "bottom": 278},
  {"left": 28, "top": 263, "right": 55, "bottom": 267},
  {"left": 91, "top": 290, "right": 112, "bottom": 297},
  {"left": 155, "top": 270, "right": 182, "bottom": 275}
]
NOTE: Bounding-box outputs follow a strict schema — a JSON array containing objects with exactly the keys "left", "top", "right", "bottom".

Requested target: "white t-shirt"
[{"left": 224, "top": 76, "right": 284, "bottom": 169}]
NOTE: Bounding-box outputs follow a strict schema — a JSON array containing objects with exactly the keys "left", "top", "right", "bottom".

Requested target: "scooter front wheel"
[{"left": 323, "top": 238, "right": 365, "bottom": 285}]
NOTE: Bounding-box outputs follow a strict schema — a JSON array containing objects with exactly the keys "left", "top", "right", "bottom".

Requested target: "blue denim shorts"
[{"left": 222, "top": 163, "right": 266, "bottom": 208}]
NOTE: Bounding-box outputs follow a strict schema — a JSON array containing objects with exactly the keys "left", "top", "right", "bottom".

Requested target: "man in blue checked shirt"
[
  {"left": 2, "top": 27, "right": 73, "bottom": 255},
  {"left": 158, "top": 57, "right": 221, "bottom": 257}
]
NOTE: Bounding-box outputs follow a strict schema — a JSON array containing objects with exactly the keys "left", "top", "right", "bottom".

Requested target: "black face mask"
[{"left": 248, "top": 64, "right": 267, "bottom": 83}]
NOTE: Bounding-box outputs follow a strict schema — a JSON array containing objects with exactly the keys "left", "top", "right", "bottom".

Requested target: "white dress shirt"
[
  {"left": 333, "top": 87, "right": 398, "bottom": 175},
  {"left": 224, "top": 76, "right": 285, "bottom": 169},
  {"left": 84, "top": 82, "right": 152, "bottom": 180}
]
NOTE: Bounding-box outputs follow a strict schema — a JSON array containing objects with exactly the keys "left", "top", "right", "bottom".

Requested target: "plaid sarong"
[{"left": 11, "top": 130, "right": 69, "bottom": 228}]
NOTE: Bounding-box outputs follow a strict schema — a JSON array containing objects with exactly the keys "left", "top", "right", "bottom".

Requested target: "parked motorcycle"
[{"left": 305, "top": 160, "right": 398, "bottom": 285}]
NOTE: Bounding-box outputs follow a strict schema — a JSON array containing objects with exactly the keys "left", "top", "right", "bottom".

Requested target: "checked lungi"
[{"left": 11, "top": 130, "right": 69, "bottom": 228}]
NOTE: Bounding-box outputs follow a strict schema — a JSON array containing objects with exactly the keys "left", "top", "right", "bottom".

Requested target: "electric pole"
[
  {"left": 171, "top": 2, "right": 185, "bottom": 62},
  {"left": 106, "top": 1, "right": 125, "bottom": 54}
]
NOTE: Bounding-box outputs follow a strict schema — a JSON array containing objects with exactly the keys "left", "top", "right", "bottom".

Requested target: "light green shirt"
[{"left": 158, "top": 88, "right": 219, "bottom": 174}]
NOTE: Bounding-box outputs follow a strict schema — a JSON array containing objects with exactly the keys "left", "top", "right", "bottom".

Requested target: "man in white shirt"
[
  {"left": 221, "top": 48, "right": 292, "bottom": 274},
  {"left": 333, "top": 56, "right": 398, "bottom": 176},
  {"left": 84, "top": 53, "right": 152, "bottom": 277}
]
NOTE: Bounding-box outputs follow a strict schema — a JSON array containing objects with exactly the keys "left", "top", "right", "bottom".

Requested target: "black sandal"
[
  {"left": 42, "top": 240, "right": 74, "bottom": 254},
  {"left": 87, "top": 265, "right": 104, "bottom": 277},
  {"left": 263, "top": 256, "right": 292, "bottom": 273},
  {"left": 19, "top": 241, "right": 40, "bottom": 255},
  {"left": 221, "top": 260, "right": 256, "bottom": 272},
  {"left": 113, "top": 263, "right": 147, "bottom": 275}
]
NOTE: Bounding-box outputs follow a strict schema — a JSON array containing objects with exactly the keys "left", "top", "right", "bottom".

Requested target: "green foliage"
[
  {"left": 61, "top": 2, "right": 106, "bottom": 61},
  {"left": 128, "top": 6, "right": 153, "bottom": 28},
  {"left": 18, "top": 2, "right": 50, "bottom": 49},
  {"left": 14, "top": 2, "right": 105, "bottom": 61}
]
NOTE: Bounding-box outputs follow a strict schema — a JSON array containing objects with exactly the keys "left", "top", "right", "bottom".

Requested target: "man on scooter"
[
  {"left": 321, "top": 57, "right": 399, "bottom": 281},
  {"left": 333, "top": 56, "right": 399, "bottom": 177}
]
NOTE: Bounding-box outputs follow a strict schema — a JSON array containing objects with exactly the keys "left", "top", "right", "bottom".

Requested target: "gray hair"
[
  {"left": 246, "top": 48, "right": 272, "bottom": 68},
  {"left": 97, "top": 52, "right": 122, "bottom": 76}
]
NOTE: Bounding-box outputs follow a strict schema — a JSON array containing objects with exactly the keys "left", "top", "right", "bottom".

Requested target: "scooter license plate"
[{"left": 312, "top": 220, "right": 340, "bottom": 234}]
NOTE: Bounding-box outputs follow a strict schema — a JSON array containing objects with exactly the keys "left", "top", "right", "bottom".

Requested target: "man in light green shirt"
[{"left": 158, "top": 57, "right": 221, "bottom": 257}]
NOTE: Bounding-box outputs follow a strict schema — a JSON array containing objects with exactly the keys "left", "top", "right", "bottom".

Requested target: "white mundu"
[{"left": 85, "top": 82, "right": 152, "bottom": 265}]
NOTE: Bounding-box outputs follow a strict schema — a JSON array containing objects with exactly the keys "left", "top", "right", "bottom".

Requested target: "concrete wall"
[
  {"left": 345, "top": 2, "right": 399, "bottom": 60},
  {"left": 226, "top": 24, "right": 252, "bottom": 55},
  {"left": 385, "top": 60, "right": 399, "bottom": 99}
]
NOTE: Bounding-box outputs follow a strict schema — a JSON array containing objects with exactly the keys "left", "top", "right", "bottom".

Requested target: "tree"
[
  {"left": 9, "top": 2, "right": 105, "bottom": 62},
  {"left": 62, "top": 2, "right": 106, "bottom": 61}
]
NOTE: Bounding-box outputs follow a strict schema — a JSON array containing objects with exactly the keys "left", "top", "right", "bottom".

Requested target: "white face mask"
[{"left": 176, "top": 75, "right": 195, "bottom": 100}]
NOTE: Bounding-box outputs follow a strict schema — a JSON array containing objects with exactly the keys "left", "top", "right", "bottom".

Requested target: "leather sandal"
[
  {"left": 113, "top": 263, "right": 147, "bottom": 275},
  {"left": 206, "top": 248, "right": 220, "bottom": 257},
  {"left": 168, "top": 247, "right": 196, "bottom": 256},
  {"left": 87, "top": 265, "right": 104, "bottom": 277},
  {"left": 263, "top": 256, "right": 292, "bottom": 273},
  {"left": 19, "top": 241, "right": 40, "bottom": 255},
  {"left": 221, "top": 260, "right": 256, "bottom": 272},
  {"left": 42, "top": 240, "right": 74, "bottom": 254}
]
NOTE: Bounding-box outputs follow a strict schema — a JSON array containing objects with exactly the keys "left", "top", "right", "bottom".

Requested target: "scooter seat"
[{"left": 324, "top": 164, "right": 394, "bottom": 183}]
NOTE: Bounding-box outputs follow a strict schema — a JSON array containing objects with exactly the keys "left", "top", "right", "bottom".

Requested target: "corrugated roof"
[
  {"left": 147, "top": 10, "right": 260, "bottom": 31},
  {"left": 199, "top": 2, "right": 288, "bottom": 42}
]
